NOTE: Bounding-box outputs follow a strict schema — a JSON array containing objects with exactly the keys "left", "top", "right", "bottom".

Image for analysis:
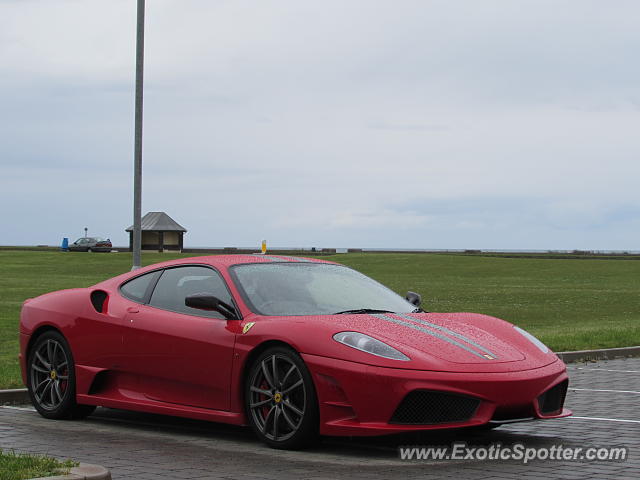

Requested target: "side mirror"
[
  {"left": 185, "top": 293, "right": 238, "bottom": 320},
  {"left": 405, "top": 291, "right": 422, "bottom": 307}
]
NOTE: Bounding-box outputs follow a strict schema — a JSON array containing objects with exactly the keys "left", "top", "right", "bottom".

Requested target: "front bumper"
[{"left": 302, "top": 353, "right": 570, "bottom": 436}]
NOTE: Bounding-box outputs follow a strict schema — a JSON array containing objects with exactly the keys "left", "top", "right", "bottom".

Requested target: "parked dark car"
[{"left": 68, "top": 237, "right": 112, "bottom": 252}]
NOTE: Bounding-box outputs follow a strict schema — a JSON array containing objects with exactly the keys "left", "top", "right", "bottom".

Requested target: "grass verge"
[
  {"left": 0, "top": 449, "right": 77, "bottom": 480},
  {"left": 334, "top": 253, "right": 640, "bottom": 353},
  {"left": 1, "top": 250, "right": 638, "bottom": 388}
]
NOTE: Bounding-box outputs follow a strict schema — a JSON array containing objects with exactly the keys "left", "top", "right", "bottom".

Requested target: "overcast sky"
[{"left": 1, "top": 0, "right": 638, "bottom": 250}]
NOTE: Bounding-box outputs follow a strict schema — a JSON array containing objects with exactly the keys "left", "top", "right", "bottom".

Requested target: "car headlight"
[
  {"left": 514, "top": 326, "right": 549, "bottom": 353},
  {"left": 333, "top": 331, "right": 410, "bottom": 361}
]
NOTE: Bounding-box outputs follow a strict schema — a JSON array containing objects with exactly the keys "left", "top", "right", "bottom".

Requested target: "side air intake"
[
  {"left": 538, "top": 380, "right": 568, "bottom": 415},
  {"left": 90, "top": 290, "right": 109, "bottom": 314}
]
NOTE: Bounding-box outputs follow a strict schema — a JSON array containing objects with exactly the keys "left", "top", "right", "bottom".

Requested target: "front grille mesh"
[
  {"left": 491, "top": 404, "right": 535, "bottom": 421},
  {"left": 390, "top": 390, "right": 480, "bottom": 425},
  {"left": 538, "top": 380, "right": 568, "bottom": 415}
]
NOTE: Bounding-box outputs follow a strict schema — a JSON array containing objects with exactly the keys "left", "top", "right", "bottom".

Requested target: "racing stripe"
[
  {"left": 394, "top": 313, "right": 497, "bottom": 359},
  {"left": 371, "top": 314, "right": 488, "bottom": 360}
]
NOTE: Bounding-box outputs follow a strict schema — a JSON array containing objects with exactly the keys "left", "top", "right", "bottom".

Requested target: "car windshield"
[{"left": 230, "top": 262, "right": 416, "bottom": 316}]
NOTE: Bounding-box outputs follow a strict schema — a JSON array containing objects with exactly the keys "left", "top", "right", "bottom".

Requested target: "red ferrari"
[{"left": 19, "top": 255, "right": 570, "bottom": 449}]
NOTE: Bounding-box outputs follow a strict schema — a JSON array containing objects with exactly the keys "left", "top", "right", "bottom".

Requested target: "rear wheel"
[
  {"left": 27, "top": 331, "right": 95, "bottom": 419},
  {"left": 245, "top": 346, "right": 319, "bottom": 449}
]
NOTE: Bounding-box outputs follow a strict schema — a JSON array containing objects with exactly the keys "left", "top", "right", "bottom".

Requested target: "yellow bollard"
[{"left": 261, "top": 240, "right": 267, "bottom": 254}]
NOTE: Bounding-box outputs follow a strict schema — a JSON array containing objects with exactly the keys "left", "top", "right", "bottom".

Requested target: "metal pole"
[{"left": 132, "top": 0, "right": 145, "bottom": 270}]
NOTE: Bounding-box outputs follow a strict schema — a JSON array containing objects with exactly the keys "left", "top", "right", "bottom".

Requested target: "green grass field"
[
  {"left": 1, "top": 250, "right": 638, "bottom": 389},
  {"left": 0, "top": 449, "right": 77, "bottom": 480}
]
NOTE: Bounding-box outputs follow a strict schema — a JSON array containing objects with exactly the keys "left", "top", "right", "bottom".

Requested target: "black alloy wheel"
[
  {"left": 245, "top": 346, "right": 319, "bottom": 449},
  {"left": 27, "top": 330, "right": 95, "bottom": 419}
]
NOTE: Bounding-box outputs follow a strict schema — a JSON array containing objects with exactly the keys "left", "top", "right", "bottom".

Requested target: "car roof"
[
  {"left": 98, "top": 254, "right": 339, "bottom": 289},
  {"left": 212, "top": 254, "right": 335, "bottom": 267},
  {"left": 132, "top": 254, "right": 337, "bottom": 273}
]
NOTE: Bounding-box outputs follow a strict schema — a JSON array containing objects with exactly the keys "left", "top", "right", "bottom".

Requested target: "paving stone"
[{"left": 1, "top": 357, "right": 638, "bottom": 479}]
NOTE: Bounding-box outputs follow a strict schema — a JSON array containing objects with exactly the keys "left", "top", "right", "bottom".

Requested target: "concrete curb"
[
  {"left": 30, "top": 463, "right": 111, "bottom": 480},
  {"left": 557, "top": 345, "right": 640, "bottom": 363},
  {"left": 0, "top": 388, "right": 29, "bottom": 403}
]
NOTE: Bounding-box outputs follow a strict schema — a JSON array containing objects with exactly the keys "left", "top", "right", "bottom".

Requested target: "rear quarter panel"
[{"left": 20, "top": 288, "right": 124, "bottom": 379}]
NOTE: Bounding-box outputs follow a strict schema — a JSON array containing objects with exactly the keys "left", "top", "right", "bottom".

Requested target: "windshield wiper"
[{"left": 333, "top": 308, "right": 395, "bottom": 315}]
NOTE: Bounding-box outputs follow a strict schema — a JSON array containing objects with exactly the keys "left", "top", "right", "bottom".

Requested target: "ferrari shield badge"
[{"left": 242, "top": 322, "right": 256, "bottom": 334}]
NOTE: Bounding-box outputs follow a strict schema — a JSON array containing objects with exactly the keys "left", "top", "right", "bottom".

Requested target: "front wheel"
[
  {"left": 245, "top": 346, "right": 319, "bottom": 449},
  {"left": 27, "top": 331, "right": 95, "bottom": 419}
]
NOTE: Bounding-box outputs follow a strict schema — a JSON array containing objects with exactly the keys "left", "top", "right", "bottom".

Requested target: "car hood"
[
  {"left": 255, "top": 312, "right": 559, "bottom": 373},
  {"left": 351, "top": 312, "right": 525, "bottom": 362}
]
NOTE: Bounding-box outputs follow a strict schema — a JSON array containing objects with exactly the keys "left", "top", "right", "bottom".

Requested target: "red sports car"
[{"left": 19, "top": 255, "right": 570, "bottom": 449}]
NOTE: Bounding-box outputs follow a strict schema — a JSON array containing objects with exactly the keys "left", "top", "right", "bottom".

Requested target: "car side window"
[
  {"left": 120, "top": 271, "right": 161, "bottom": 303},
  {"left": 149, "top": 266, "right": 234, "bottom": 319}
]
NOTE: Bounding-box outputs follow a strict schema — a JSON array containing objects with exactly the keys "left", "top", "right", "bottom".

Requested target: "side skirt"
[{"left": 76, "top": 393, "right": 246, "bottom": 426}]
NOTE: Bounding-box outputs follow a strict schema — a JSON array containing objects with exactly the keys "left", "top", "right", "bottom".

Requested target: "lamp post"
[{"left": 132, "top": 0, "right": 145, "bottom": 270}]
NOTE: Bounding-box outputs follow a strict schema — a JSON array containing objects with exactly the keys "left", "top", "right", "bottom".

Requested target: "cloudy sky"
[{"left": 1, "top": 0, "right": 638, "bottom": 250}]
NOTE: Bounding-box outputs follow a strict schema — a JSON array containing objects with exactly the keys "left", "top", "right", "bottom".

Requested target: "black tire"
[
  {"left": 27, "top": 331, "right": 96, "bottom": 420},
  {"left": 245, "top": 346, "right": 319, "bottom": 449}
]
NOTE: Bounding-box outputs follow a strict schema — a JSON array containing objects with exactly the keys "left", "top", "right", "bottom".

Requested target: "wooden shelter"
[{"left": 126, "top": 212, "right": 187, "bottom": 252}]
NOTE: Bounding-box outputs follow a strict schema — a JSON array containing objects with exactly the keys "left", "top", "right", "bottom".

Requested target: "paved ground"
[{"left": 2, "top": 357, "right": 639, "bottom": 479}]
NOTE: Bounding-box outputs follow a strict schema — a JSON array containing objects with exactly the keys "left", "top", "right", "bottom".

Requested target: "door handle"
[{"left": 126, "top": 307, "right": 140, "bottom": 313}]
